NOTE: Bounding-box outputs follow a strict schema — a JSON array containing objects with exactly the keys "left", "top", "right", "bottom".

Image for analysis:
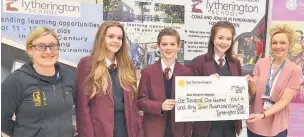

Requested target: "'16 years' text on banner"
[{"left": 175, "top": 76, "right": 249, "bottom": 122}]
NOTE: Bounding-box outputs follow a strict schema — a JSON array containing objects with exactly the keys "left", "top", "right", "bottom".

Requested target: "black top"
[
  {"left": 30, "top": 65, "right": 58, "bottom": 83},
  {"left": 163, "top": 73, "right": 173, "bottom": 99},
  {"left": 109, "top": 68, "right": 128, "bottom": 137},
  {"left": 1, "top": 62, "right": 76, "bottom": 137},
  {"left": 214, "top": 59, "right": 231, "bottom": 76},
  {"left": 109, "top": 68, "right": 124, "bottom": 111},
  {"left": 209, "top": 60, "right": 235, "bottom": 137},
  {"left": 163, "top": 73, "right": 174, "bottom": 137}
]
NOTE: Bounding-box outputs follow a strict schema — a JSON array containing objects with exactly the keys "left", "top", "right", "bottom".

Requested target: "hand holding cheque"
[
  {"left": 162, "top": 99, "right": 177, "bottom": 111},
  {"left": 175, "top": 75, "right": 250, "bottom": 122},
  {"left": 246, "top": 75, "right": 270, "bottom": 123},
  {"left": 246, "top": 74, "right": 257, "bottom": 97}
]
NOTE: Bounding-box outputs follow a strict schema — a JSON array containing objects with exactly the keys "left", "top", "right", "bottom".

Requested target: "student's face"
[
  {"left": 158, "top": 35, "right": 179, "bottom": 60},
  {"left": 105, "top": 26, "right": 123, "bottom": 55},
  {"left": 27, "top": 34, "right": 59, "bottom": 67},
  {"left": 213, "top": 28, "right": 232, "bottom": 56},
  {"left": 271, "top": 33, "right": 290, "bottom": 59}
]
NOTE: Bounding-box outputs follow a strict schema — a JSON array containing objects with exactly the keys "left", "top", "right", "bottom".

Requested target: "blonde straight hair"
[{"left": 86, "top": 21, "right": 137, "bottom": 99}]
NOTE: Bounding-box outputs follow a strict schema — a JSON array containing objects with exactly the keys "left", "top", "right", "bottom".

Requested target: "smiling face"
[
  {"left": 271, "top": 33, "right": 290, "bottom": 59},
  {"left": 213, "top": 28, "right": 233, "bottom": 56},
  {"left": 105, "top": 26, "right": 123, "bottom": 55},
  {"left": 27, "top": 34, "right": 59, "bottom": 67},
  {"left": 158, "top": 35, "right": 179, "bottom": 60}
]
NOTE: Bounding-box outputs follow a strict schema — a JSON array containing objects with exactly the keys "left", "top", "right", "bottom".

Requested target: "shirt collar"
[
  {"left": 105, "top": 57, "right": 117, "bottom": 68},
  {"left": 214, "top": 54, "right": 226, "bottom": 62},
  {"left": 161, "top": 59, "right": 175, "bottom": 72}
]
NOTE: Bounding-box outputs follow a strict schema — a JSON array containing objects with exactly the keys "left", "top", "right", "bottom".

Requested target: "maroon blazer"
[
  {"left": 138, "top": 60, "right": 192, "bottom": 137},
  {"left": 189, "top": 54, "right": 243, "bottom": 137},
  {"left": 75, "top": 56, "right": 143, "bottom": 137}
]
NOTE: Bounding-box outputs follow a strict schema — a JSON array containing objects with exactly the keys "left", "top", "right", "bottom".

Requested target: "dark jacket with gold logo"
[{"left": 1, "top": 62, "right": 76, "bottom": 137}]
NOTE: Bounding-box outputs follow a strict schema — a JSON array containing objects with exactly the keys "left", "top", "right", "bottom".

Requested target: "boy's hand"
[{"left": 162, "top": 99, "right": 176, "bottom": 111}]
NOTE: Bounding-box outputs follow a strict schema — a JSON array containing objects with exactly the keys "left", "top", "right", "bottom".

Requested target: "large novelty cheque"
[{"left": 175, "top": 76, "right": 249, "bottom": 122}]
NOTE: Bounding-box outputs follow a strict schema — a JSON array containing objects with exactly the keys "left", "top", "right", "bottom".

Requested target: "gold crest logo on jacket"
[{"left": 32, "top": 89, "right": 47, "bottom": 107}]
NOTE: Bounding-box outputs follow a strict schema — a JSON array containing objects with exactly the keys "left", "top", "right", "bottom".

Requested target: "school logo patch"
[{"left": 32, "top": 89, "right": 47, "bottom": 107}]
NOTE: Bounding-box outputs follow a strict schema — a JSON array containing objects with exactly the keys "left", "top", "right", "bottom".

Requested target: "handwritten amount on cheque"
[
  {"left": 178, "top": 96, "right": 244, "bottom": 104},
  {"left": 176, "top": 97, "right": 246, "bottom": 117}
]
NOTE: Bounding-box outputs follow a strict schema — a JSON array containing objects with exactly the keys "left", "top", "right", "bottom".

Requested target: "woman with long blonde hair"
[{"left": 76, "top": 21, "right": 142, "bottom": 137}]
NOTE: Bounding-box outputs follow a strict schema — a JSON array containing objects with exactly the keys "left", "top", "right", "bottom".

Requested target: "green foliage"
[
  {"left": 104, "top": 0, "right": 120, "bottom": 12},
  {"left": 154, "top": 3, "right": 184, "bottom": 24},
  {"left": 135, "top": 1, "right": 151, "bottom": 23}
]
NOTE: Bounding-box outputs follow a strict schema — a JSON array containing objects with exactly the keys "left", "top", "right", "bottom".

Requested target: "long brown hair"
[
  {"left": 207, "top": 21, "right": 236, "bottom": 60},
  {"left": 87, "top": 21, "right": 137, "bottom": 99}
]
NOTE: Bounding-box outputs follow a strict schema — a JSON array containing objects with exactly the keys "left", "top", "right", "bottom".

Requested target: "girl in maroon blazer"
[
  {"left": 138, "top": 28, "right": 192, "bottom": 137},
  {"left": 75, "top": 21, "right": 142, "bottom": 137},
  {"left": 189, "top": 21, "right": 243, "bottom": 137}
]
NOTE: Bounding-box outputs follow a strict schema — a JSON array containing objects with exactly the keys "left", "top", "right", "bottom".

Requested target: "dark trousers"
[
  {"left": 192, "top": 131, "right": 236, "bottom": 137},
  {"left": 247, "top": 128, "right": 287, "bottom": 137},
  {"left": 164, "top": 112, "right": 173, "bottom": 137},
  {"left": 192, "top": 134, "right": 204, "bottom": 137},
  {"left": 192, "top": 121, "right": 236, "bottom": 137}
]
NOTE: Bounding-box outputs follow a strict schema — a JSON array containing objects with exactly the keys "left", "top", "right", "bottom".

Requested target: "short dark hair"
[
  {"left": 157, "top": 28, "right": 180, "bottom": 45},
  {"left": 207, "top": 21, "right": 236, "bottom": 59}
]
